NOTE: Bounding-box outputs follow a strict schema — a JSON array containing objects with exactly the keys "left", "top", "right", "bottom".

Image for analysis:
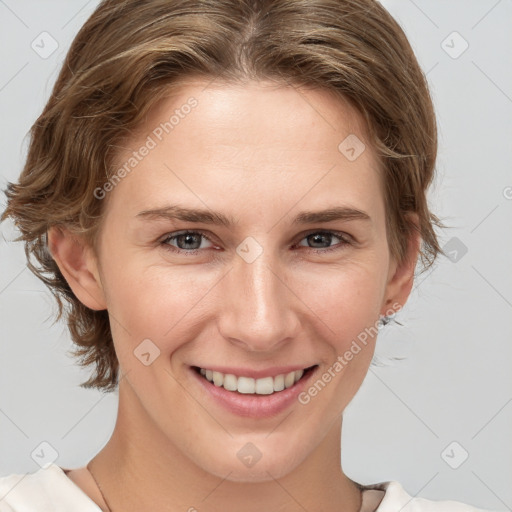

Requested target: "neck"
[{"left": 89, "top": 381, "right": 362, "bottom": 512}]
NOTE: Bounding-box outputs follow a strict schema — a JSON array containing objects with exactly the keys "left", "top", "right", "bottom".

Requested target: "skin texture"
[{"left": 48, "top": 79, "right": 419, "bottom": 512}]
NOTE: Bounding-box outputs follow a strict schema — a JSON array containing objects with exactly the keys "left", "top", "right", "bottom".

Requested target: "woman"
[{"left": 0, "top": 0, "right": 500, "bottom": 510}]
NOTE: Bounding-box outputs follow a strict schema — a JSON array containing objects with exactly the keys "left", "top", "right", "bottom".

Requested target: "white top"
[{"left": 0, "top": 463, "right": 499, "bottom": 512}]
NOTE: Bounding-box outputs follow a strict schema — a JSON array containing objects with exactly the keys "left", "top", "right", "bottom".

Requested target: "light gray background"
[{"left": 1, "top": 0, "right": 511, "bottom": 509}]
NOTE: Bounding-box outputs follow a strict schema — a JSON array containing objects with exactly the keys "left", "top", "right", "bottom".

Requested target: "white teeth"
[
  {"left": 274, "top": 374, "right": 285, "bottom": 392},
  {"left": 255, "top": 377, "right": 274, "bottom": 395},
  {"left": 237, "top": 376, "right": 255, "bottom": 394},
  {"left": 212, "top": 371, "right": 223, "bottom": 386},
  {"left": 284, "top": 371, "right": 295, "bottom": 389},
  {"left": 197, "top": 367, "right": 308, "bottom": 395},
  {"left": 223, "top": 374, "right": 238, "bottom": 391}
]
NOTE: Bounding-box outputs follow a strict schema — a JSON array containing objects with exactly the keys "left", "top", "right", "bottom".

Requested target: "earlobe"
[{"left": 47, "top": 226, "right": 107, "bottom": 311}]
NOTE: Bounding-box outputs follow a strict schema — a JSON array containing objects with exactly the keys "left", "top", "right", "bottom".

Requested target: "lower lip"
[{"left": 190, "top": 366, "right": 317, "bottom": 418}]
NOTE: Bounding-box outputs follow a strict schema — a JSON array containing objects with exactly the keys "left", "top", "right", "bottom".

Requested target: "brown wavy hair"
[{"left": 1, "top": 0, "right": 444, "bottom": 392}]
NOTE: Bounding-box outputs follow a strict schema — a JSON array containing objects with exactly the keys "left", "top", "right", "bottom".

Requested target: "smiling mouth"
[{"left": 192, "top": 365, "right": 317, "bottom": 395}]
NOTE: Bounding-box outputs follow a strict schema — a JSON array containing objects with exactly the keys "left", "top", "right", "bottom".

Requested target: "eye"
[
  {"left": 161, "top": 230, "right": 215, "bottom": 253},
  {"left": 296, "top": 230, "right": 352, "bottom": 252},
  {"left": 160, "top": 229, "right": 353, "bottom": 256}
]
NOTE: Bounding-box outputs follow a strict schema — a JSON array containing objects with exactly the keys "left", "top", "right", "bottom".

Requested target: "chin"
[
  {"left": 215, "top": 461, "right": 296, "bottom": 483},
  {"left": 196, "top": 444, "right": 305, "bottom": 483}
]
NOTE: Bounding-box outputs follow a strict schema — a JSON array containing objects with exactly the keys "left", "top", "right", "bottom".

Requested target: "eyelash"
[{"left": 159, "top": 229, "right": 353, "bottom": 255}]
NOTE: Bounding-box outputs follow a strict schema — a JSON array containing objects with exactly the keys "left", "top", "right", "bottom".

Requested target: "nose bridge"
[{"left": 217, "top": 240, "right": 298, "bottom": 350}]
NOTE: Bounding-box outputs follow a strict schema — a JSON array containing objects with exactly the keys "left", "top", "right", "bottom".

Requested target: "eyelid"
[
  {"left": 297, "top": 228, "right": 353, "bottom": 243},
  {"left": 294, "top": 229, "right": 354, "bottom": 253},
  {"left": 160, "top": 229, "right": 216, "bottom": 248}
]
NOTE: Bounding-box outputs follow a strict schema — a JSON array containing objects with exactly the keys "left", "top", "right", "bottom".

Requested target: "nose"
[{"left": 216, "top": 244, "right": 301, "bottom": 352}]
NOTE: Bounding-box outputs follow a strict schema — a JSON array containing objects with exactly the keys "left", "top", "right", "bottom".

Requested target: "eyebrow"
[{"left": 135, "top": 205, "right": 371, "bottom": 226}]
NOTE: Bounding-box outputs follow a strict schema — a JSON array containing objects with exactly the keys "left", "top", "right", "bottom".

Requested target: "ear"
[
  {"left": 47, "top": 226, "right": 107, "bottom": 311},
  {"left": 380, "top": 213, "right": 421, "bottom": 316}
]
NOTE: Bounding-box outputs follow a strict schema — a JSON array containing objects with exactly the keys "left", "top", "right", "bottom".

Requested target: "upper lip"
[{"left": 192, "top": 365, "right": 316, "bottom": 379}]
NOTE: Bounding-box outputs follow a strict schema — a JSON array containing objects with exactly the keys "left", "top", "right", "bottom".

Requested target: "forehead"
[
  {"left": 139, "top": 79, "right": 371, "bottom": 155},
  {"left": 104, "top": 79, "right": 384, "bottom": 228}
]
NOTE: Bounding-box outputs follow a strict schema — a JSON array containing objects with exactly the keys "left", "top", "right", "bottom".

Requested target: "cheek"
[
  {"left": 298, "top": 260, "right": 386, "bottom": 340},
  {"left": 297, "top": 266, "right": 386, "bottom": 406},
  {"left": 103, "top": 254, "right": 220, "bottom": 351}
]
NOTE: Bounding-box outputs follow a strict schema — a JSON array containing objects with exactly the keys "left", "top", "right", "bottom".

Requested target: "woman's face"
[{"left": 75, "top": 79, "right": 413, "bottom": 481}]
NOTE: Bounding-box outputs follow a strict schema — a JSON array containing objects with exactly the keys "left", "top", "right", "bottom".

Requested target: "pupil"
[
  {"left": 179, "top": 233, "right": 200, "bottom": 249},
  {"left": 309, "top": 233, "right": 330, "bottom": 248}
]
